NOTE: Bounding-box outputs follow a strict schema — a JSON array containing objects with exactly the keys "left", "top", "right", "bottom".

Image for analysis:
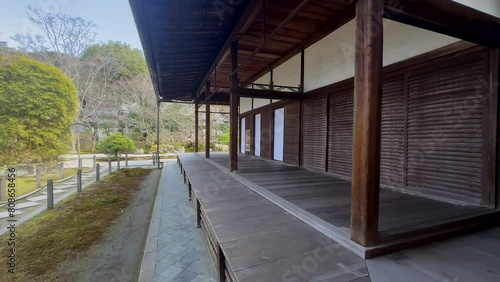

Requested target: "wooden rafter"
[
  {"left": 195, "top": 0, "right": 263, "bottom": 97},
  {"left": 231, "top": 0, "right": 311, "bottom": 76},
  {"left": 245, "top": 4, "right": 355, "bottom": 84}
]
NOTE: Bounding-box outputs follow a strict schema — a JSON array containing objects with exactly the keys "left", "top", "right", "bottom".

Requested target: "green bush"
[
  {"left": 98, "top": 132, "right": 136, "bottom": 157},
  {"left": 0, "top": 54, "right": 78, "bottom": 165}
]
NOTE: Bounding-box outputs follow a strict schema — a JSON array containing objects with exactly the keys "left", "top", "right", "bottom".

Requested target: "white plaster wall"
[
  {"left": 304, "top": 19, "right": 460, "bottom": 91},
  {"left": 304, "top": 20, "right": 355, "bottom": 92},
  {"left": 273, "top": 54, "right": 301, "bottom": 87},
  {"left": 452, "top": 0, "right": 500, "bottom": 18},
  {"left": 240, "top": 97, "right": 253, "bottom": 114},
  {"left": 254, "top": 98, "right": 271, "bottom": 109},
  {"left": 255, "top": 72, "right": 271, "bottom": 84}
]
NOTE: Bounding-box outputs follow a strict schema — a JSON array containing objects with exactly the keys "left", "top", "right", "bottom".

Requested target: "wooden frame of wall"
[
  {"left": 238, "top": 42, "right": 499, "bottom": 247},
  {"left": 299, "top": 44, "right": 498, "bottom": 205},
  {"left": 240, "top": 99, "right": 302, "bottom": 164},
  {"left": 206, "top": 0, "right": 499, "bottom": 249}
]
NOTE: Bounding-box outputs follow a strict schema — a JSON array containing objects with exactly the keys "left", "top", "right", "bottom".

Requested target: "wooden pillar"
[
  {"left": 108, "top": 158, "right": 112, "bottom": 174},
  {"left": 36, "top": 167, "right": 42, "bottom": 189},
  {"left": 205, "top": 81, "right": 211, "bottom": 159},
  {"left": 96, "top": 163, "right": 100, "bottom": 182},
  {"left": 47, "top": 179, "right": 54, "bottom": 210},
  {"left": 59, "top": 162, "right": 64, "bottom": 179},
  {"left": 269, "top": 69, "right": 274, "bottom": 91},
  {"left": 350, "top": 0, "right": 383, "bottom": 247},
  {"left": 230, "top": 93, "right": 239, "bottom": 171},
  {"left": 299, "top": 50, "right": 305, "bottom": 92},
  {"left": 195, "top": 99, "right": 199, "bottom": 152},
  {"left": 77, "top": 169, "right": 82, "bottom": 193},
  {"left": 229, "top": 41, "right": 239, "bottom": 171}
]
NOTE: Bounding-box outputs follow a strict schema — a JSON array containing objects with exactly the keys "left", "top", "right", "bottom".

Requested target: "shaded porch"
[{"left": 208, "top": 152, "right": 498, "bottom": 256}]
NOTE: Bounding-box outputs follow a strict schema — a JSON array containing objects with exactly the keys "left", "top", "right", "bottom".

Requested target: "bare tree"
[
  {"left": 12, "top": 6, "right": 96, "bottom": 58},
  {"left": 110, "top": 75, "right": 157, "bottom": 144},
  {"left": 76, "top": 55, "right": 120, "bottom": 151}
]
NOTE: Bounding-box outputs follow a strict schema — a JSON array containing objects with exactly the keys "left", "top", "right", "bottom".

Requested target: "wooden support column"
[
  {"left": 299, "top": 50, "right": 305, "bottom": 92},
  {"left": 195, "top": 99, "right": 199, "bottom": 152},
  {"left": 205, "top": 81, "right": 211, "bottom": 158},
  {"left": 229, "top": 41, "right": 239, "bottom": 171},
  {"left": 350, "top": 0, "right": 383, "bottom": 247},
  {"left": 269, "top": 69, "right": 274, "bottom": 91}
]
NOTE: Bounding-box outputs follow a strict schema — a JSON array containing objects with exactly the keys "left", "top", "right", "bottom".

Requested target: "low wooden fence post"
[
  {"left": 117, "top": 155, "right": 121, "bottom": 171},
  {"left": 125, "top": 154, "right": 129, "bottom": 167},
  {"left": 77, "top": 169, "right": 82, "bottom": 193},
  {"left": 96, "top": 163, "right": 100, "bottom": 182},
  {"left": 108, "top": 158, "right": 112, "bottom": 174},
  {"left": 47, "top": 179, "right": 54, "bottom": 210},
  {"left": 59, "top": 162, "right": 64, "bottom": 179},
  {"left": 93, "top": 155, "right": 96, "bottom": 168},
  {"left": 36, "top": 167, "right": 42, "bottom": 189},
  {"left": 153, "top": 153, "right": 156, "bottom": 165}
]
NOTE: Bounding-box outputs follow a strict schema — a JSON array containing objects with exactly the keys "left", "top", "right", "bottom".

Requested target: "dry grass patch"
[{"left": 0, "top": 168, "right": 152, "bottom": 282}]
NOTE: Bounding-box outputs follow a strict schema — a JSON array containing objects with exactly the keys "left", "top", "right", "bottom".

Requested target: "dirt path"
[{"left": 58, "top": 169, "right": 161, "bottom": 282}]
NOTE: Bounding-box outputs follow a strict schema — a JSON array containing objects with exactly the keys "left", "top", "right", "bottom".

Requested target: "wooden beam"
[
  {"left": 245, "top": 4, "right": 356, "bottom": 84},
  {"left": 387, "top": 0, "right": 500, "bottom": 48},
  {"left": 195, "top": 99, "right": 199, "bottom": 152},
  {"left": 233, "top": 87, "right": 305, "bottom": 100},
  {"left": 231, "top": 0, "right": 311, "bottom": 76},
  {"left": 350, "top": 0, "right": 383, "bottom": 247},
  {"left": 205, "top": 81, "right": 211, "bottom": 159},
  {"left": 230, "top": 42, "right": 239, "bottom": 171},
  {"left": 195, "top": 0, "right": 263, "bottom": 97}
]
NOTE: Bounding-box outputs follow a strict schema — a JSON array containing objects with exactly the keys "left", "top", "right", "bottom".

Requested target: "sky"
[{"left": 0, "top": 0, "right": 143, "bottom": 51}]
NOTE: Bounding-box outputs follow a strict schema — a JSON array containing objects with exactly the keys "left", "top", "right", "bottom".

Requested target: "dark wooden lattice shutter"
[
  {"left": 328, "top": 88, "right": 354, "bottom": 178},
  {"left": 284, "top": 102, "right": 301, "bottom": 165},
  {"left": 303, "top": 96, "right": 327, "bottom": 171},
  {"left": 406, "top": 52, "right": 488, "bottom": 205},
  {"left": 380, "top": 76, "right": 406, "bottom": 189}
]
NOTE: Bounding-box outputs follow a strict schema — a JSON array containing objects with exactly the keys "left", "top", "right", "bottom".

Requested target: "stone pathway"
[
  {"left": 0, "top": 160, "right": 158, "bottom": 235},
  {"left": 141, "top": 160, "right": 216, "bottom": 282},
  {"left": 0, "top": 166, "right": 102, "bottom": 234}
]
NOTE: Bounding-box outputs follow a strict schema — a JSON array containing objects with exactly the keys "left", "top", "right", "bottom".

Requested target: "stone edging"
[{"left": 138, "top": 165, "right": 166, "bottom": 282}]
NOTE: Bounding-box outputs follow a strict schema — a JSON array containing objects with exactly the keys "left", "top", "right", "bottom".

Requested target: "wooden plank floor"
[
  {"left": 209, "top": 153, "right": 491, "bottom": 241},
  {"left": 367, "top": 226, "right": 500, "bottom": 281},
  {"left": 178, "top": 153, "right": 371, "bottom": 282}
]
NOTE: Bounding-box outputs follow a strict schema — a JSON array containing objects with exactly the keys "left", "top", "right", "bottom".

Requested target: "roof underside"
[
  {"left": 130, "top": 0, "right": 500, "bottom": 104},
  {"left": 129, "top": 0, "right": 250, "bottom": 103}
]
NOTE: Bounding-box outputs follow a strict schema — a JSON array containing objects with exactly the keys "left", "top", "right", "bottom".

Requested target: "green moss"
[{"left": 0, "top": 168, "right": 151, "bottom": 281}]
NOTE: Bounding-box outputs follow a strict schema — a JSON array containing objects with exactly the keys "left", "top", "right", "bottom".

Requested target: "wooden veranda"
[
  {"left": 178, "top": 152, "right": 500, "bottom": 281},
  {"left": 130, "top": 0, "right": 500, "bottom": 280}
]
